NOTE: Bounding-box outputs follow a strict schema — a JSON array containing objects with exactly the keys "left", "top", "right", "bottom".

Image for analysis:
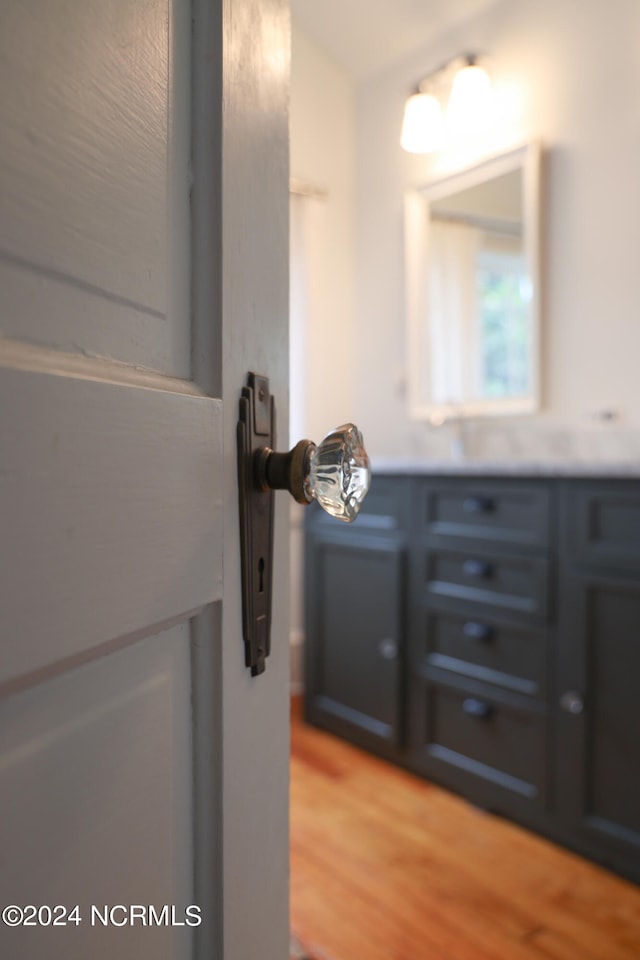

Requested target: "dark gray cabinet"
[
  {"left": 304, "top": 477, "right": 410, "bottom": 759},
  {"left": 407, "top": 477, "right": 553, "bottom": 824},
  {"left": 556, "top": 481, "right": 640, "bottom": 880},
  {"left": 304, "top": 473, "right": 640, "bottom": 885}
]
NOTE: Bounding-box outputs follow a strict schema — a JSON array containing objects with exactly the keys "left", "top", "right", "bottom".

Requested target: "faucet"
[{"left": 428, "top": 409, "right": 468, "bottom": 461}]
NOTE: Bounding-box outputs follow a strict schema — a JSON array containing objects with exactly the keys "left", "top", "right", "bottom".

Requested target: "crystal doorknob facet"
[{"left": 255, "top": 423, "right": 371, "bottom": 522}]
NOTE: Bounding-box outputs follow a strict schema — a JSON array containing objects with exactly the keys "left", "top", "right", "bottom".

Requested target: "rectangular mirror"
[{"left": 405, "top": 142, "right": 541, "bottom": 422}]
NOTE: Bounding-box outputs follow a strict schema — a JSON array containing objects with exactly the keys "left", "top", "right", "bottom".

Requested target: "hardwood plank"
[{"left": 291, "top": 708, "right": 640, "bottom": 960}]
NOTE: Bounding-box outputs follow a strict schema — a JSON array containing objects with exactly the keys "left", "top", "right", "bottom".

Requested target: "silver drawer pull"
[
  {"left": 464, "top": 496, "right": 494, "bottom": 514},
  {"left": 378, "top": 639, "right": 398, "bottom": 660},
  {"left": 560, "top": 691, "right": 584, "bottom": 715},
  {"left": 463, "top": 621, "right": 493, "bottom": 642},
  {"left": 462, "top": 558, "right": 493, "bottom": 578},
  {"left": 462, "top": 698, "right": 493, "bottom": 720}
]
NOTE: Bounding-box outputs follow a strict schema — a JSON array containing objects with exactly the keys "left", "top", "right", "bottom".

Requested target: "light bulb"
[
  {"left": 400, "top": 92, "right": 446, "bottom": 154},
  {"left": 446, "top": 63, "right": 492, "bottom": 137}
]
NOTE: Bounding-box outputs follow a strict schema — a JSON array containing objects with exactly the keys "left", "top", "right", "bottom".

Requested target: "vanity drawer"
[
  {"left": 311, "top": 474, "right": 410, "bottom": 535},
  {"left": 417, "top": 479, "right": 551, "bottom": 549},
  {"left": 420, "top": 546, "right": 549, "bottom": 620},
  {"left": 420, "top": 680, "right": 547, "bottom": 805},
  {"left": 416, "top": 605, "right": 547, "bottom": 698}
]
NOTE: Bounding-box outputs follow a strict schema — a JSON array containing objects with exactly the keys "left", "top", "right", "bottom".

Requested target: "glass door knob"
[{"left": 255, "top": 423, "right": 371, "bottom": 522}]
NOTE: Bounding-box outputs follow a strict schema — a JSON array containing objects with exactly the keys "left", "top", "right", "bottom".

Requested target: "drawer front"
[
  {"left": 417, "top": 479, "right": 551, "bottom": 548},
  {"left": 421, "top": 547, "right": 549, "bottom": 619},
  {"left": 422, "top": 681, "right": 547, "bottom": 803},
  {"left": 416, "top": 605, "right": 547, "bottom": 697},
  {"left": 562, "top": 481, "right": 640, "bottom": 570},
  {"left": 310, "top": 474, "right": 410, "bottom": 535}
]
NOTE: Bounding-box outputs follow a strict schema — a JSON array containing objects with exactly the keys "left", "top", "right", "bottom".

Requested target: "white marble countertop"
[{"left": 370, "top": 457, "right": 640, "bottom": 478}]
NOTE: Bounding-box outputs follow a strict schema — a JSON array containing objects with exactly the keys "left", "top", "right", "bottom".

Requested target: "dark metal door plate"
[{"left": 237, "top": 373, "right": 275, "bottom": 675}]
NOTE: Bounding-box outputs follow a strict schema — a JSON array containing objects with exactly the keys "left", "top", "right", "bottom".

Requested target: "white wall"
[
  {"left": 289, "top": 23, "right": 355, "bottom": 689},
  {"left": 290, "top": 24, "right": 356, "bottom": 441},
  {"left": 354, "top": 0, "right": 640, "bottom": 462}
]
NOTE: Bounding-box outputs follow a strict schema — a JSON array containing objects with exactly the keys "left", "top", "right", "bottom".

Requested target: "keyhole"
[{"left": 258, "top": 557, "right": 265, "bottom": 593}]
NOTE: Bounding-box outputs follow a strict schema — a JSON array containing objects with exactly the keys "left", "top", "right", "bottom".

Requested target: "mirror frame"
[{"left": 404, "top": 141, "right": 541, "bottom": 422}]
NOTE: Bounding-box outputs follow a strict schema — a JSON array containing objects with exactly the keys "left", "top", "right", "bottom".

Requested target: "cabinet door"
[
  {"left": 305, "top": 534, "right": 405, "bottom": 755},
  {"left": 557, "top": 571, "right": 640, "bottom": 881}
]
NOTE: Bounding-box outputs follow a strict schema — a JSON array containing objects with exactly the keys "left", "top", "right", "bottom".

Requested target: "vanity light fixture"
[
  {"left": 446, "top": 56, "right": 492, "bottom": 135},
  {"left": 400, "top": 54, "right": 492, "bottom": 154},
  {"left": 400, "top": 91, "right": 446, "bottom": 154}
]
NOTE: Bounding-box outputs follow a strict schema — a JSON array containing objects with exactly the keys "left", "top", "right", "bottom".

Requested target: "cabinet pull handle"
[
  {"left": 463, "top": 621, "right": 493, "bottom": 642},
  {"left": 378, "top": 639, "right": 398, "bottom": 661},
  {"left": 462, "top": 558, "right": 492, "bottom": 579},
  {"left": 560, "top": 691, "right": 584, "bottom": 715},
  {"left": 462, "top": 698, "right": 493, "bottom": 720},
  {"left": 464, "top": 495, "right": 494, "bottom": 514}
]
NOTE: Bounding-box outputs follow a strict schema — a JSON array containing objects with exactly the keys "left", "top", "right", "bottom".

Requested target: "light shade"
[
  {"left": 400, "top": 92, "right": 446, "bottom": 154},
  {"left": 446, "top": 63, "right": 492, "bottom": 136}
]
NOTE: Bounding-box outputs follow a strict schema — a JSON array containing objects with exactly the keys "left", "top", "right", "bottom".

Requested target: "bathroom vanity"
[{"left": 304, "top": 464, "right": 640, "bottom": 884}]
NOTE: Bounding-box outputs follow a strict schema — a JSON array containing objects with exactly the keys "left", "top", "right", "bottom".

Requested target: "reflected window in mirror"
[{"left": 405, "top": 143, "right": 541, "bottom": 421}]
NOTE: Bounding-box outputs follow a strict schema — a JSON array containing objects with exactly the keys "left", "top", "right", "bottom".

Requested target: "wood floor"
[{"left": 290, "top": 699, "right": 640, "bottom": 960}]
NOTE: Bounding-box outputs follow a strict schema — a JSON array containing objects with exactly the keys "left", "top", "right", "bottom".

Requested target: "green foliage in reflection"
[{"left": 477, "top": 257, "right": 530, "bottom": 398}]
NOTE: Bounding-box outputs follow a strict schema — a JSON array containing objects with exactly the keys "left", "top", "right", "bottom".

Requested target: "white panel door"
[{"left": 0, "top": 1, "right": 290, "bottom": 958}]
